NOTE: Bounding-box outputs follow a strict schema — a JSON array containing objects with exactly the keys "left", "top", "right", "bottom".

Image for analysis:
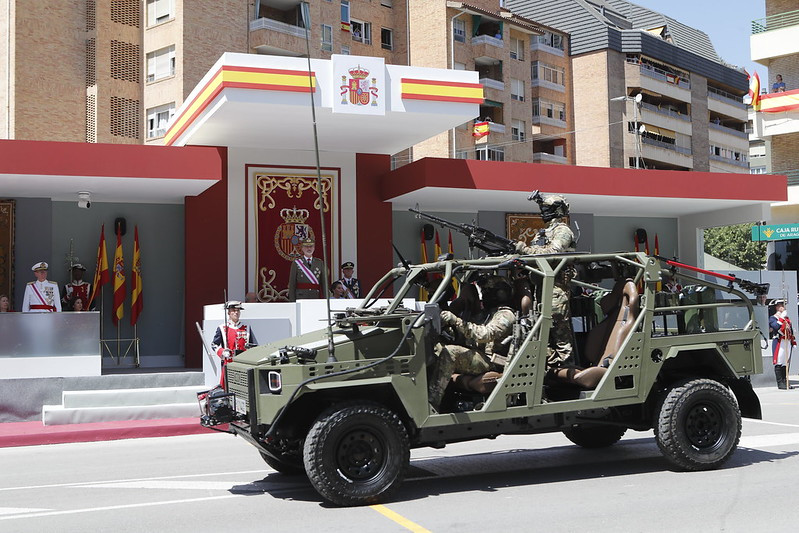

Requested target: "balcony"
[
  {"left": 530, "top": 42, "right": 564, "bottom": 57},
  {"left": 250, "top": 17, "right": 306, "bottom": 56},
  {"left": 751, "top": 10, "right": 799, "bottom": 64},
  {"left": 708, "top": 122, "right": 748, "bottom": 140},
  {"left": 751, "top": 88, "right": 799, "bottom": 139},
  {"left": 488, "top": 121, "right": 505, "bottom": 134},
  {"left": 533, "top": 152, "right": 568, "bottom": 164},
  {"left": 471, "top": 34, "right": 503, "bottom": 48},
  {"left": 710, "top": 154, "right": 749, "bottom": 168},
  {"left": 250, "top": 17, "right": 305, "bottom": 37},
  {"left": 625, "top": 60, "right": 691, "bottom": 103},
  {"left": 640, "top": 101, "right": 690, "bottom": 122},
  {"left": 479, "top": 78, "right": 505, "bottom": 91},
  {"left": 641, "top": 136, "right": 691, "bottom": 155}
]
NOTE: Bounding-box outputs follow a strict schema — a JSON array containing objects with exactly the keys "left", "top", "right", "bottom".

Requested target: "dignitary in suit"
[
  {"left": 22, "top": 261, "right": 62, "bottom": 312},
  {"left": 62, "top": 263, "right": 91, "bottom": 310},
  {"left": 338, "top": 261, "right": 361, "bottom": 299},
  {"left": 288, "top": 238, "right": 326, "bottom": 301},
  {"left": 211, "top": 301, "right": 258, "bottom": 387}
]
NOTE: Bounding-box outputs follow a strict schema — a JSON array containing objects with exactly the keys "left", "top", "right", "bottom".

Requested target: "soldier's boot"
[
  {"left": 453, "top": 371, "right": 502, "bottom": 395},
  {"left": 775, "top": 365, "right": 787, "bottom": 389}
]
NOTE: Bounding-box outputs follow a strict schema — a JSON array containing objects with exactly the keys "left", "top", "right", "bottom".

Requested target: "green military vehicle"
[{"left": 200, "top": 251, "right": 765, "bottom": 506}]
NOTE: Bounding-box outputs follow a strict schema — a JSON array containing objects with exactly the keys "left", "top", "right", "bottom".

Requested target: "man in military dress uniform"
[
  {"left": 427, "top": 276, "right": 516, "bottom": 410},
  {"left": 338, "top": 261, "right": 361, "bottom": 299},
  {"left": 288, "top": 238, "right": 326, "bottom": 301},
  {"left": 62, "top": 263, "right": 91, "bottom": 310},
  {"left": 22, "top": 261, "right": 62, "bottom": 312},
  {"left": 515, "top": 193, "right": 576, "bottom": 372},
  {"left": 770, "top": 299, "right": 795, "bottom": 389},
  {"left": 211, "top": 301, "right": 258, "bottom": 387}
]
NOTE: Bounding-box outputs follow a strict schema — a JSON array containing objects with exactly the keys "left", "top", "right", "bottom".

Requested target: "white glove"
[
  {"left": 440, "top": 310, "right": 459, "bottom": 327},
  {"left": 515, "top": 241, "right": 528, "bottom": 253},
  {"left": 222, "top": 349, "right": 234, "bottom": 363}
]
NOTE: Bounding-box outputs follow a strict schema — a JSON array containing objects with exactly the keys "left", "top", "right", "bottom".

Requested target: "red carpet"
[{"left": 0, "top": 418, "right": 215, "bottom": 448}]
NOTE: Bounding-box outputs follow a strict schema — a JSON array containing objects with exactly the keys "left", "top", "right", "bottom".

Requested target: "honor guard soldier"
[
  {"left": 769, "top": 299, "right": 795, "bottom": 389},
  {"left": 211, "top": 301, "right": 258, "bottom": 387},
  {"left": 63, "top": 263, "right": 91, "bottom": 310},
  {"left": 339, "top": 261, "right": 361, "bottom": 299},
  {"left": 288, "top": 237, "right": 325, "bottom": 301},
  {"left": 22, "top": 261, "right": 62, "bottom": 312}
]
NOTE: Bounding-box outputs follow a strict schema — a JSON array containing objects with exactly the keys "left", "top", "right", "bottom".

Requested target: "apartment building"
[{"left": 507, "top": 0, "right": 750, "bottom": 173}]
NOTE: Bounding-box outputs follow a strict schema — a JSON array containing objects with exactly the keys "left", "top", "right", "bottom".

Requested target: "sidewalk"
[{"left": 0, "top": 417, "right": 214, "bottom": 448}]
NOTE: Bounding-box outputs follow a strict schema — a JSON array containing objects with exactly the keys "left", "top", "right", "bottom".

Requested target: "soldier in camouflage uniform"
[
  {"left": 428, "top": 276, "right": 516, "bottom": 410},
  {"left": 515, "top": 194, "right": 576, "bottom": 371}
]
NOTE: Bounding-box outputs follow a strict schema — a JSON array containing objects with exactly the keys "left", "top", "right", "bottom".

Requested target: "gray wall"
[
  {"left": 5, "top": 200, "right": 187, "bottom": 366},
  {"left": 593, "top": 216, "right": 678, "bottom": 257}
]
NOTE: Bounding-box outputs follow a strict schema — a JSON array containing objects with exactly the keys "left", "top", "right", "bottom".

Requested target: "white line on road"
[
  {"left": 739, "top": 432, "right": 799, "bottom": 449},
  {"left": 746, "top": 418, "right": 799, "bottom": 428},
  {"left": 75, "top": 480, "right": 268, "bottom": 492},
  {"left": 0, "top": 508, "right": 50, "bottom": 516}
]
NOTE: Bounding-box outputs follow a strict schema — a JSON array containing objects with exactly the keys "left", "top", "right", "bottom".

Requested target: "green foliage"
[{"left": 703, "top": 223, "right": 766, "bottom": 271}]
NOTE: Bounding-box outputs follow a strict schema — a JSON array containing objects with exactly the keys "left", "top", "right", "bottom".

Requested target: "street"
[{"left": 1, "top": 387, "right": 798, "bottom": 533}]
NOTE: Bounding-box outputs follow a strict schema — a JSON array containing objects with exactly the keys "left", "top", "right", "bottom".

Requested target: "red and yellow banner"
[
  {"left": 473, "top": 121, "right": 490, "bottom": 138},
  {"left": 130, "top": 226, "right": 143, "bottom": 326},
  {"left": 758, "top": 88, "right": 799, "bottom": 113},
  {"left": 88, "top": 224, "right": 109, "bottom": 308},
  {"left": 112, "top": 227, "right": 126, "bottom": 326},
  {"left": 401, "top": 78, "right": 484, "bottom": 104}
]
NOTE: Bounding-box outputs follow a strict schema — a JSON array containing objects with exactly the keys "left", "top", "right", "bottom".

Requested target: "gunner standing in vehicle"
[
  {"left": 515, "top": 193, "right": 576, "bottom": 371},
  {"left": 212, "top": 301, "right": 258, "bottom": 387},
  {"left": 427, "top": 276, "right": 516, "bottom": 410}
]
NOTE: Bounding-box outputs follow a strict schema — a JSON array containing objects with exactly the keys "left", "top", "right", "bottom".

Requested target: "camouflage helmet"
[
  {"left": 540, "top": 194, "right": 569, "bottom": 222},
  {"left": 478, "top": 276, "right": 513, "bottom": 309}
]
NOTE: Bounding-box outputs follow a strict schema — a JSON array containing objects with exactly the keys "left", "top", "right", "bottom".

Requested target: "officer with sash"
[
  {"left": 62, "top": 263, "right": 91, "bottom": 310},
  {"left": 338, "top": 261, "right": 361, "bottom": 299},
  {"left": 288, "top": 237, "right": 325, "bottom": 301},
  {"left": 22, "top": 261, "right": 62, "bottom": 312}
]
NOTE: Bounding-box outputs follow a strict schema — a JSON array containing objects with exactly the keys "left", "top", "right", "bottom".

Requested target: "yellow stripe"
[
  {"left": 370, "top": 505, "right": 431, "bottom": 533},
  {"left": 165, "top": 73, "right": 224, "bottom": 144},
  {"left": 402, "top": 82, "right": 483, "bottom": 99}
]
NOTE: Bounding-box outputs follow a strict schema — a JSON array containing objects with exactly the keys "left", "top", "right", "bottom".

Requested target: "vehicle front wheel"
[
  {"left": 303, "top": 402, "right": 410, "bottom": 506},
  {"left": 259, "top": 451, "right": 305, "bottom": 475},
  {"left": 563, "top": 424, "right": 627, "bottom": 448},
  {"left": 656, "top": 378, "right": 741, "bottom": 471}
]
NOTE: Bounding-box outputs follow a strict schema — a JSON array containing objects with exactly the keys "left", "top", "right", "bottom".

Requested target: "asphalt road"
[{"left": 2, "top": 387, "right": 798, "bottom": 533}]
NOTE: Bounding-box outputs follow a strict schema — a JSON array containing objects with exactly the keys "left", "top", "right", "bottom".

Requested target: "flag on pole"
[
  {"left": 419, "top": 227, "right": 429, "bottom": 301},
  {"left": 744, "top": 70, "right": 761, "bottom": 110},
  {"left": 633, "top": 233, "right": 639, "bottom": 253},
  {"left": 645, "top": 235, "right": 650, "bottom": 255},
  {"left": 87, "top": 224, "right": 110, "bottom": 308},
  {"left": 112, "top": 226, "right": 126, "bottom": 326},
  {"left": 434, "top": 230, "right": 442, "bottom": 259},
  {"left": 130, "top": 226, "right": 143, "bottom": 326},
  {"left": 448, "top": 230, "right": 460, "bottom": 294}
]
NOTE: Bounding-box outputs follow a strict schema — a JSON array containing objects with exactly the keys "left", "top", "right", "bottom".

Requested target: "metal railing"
[
  {"left": 641, "top": 136, "right": 692, "bottom": 155},
  {"left": 710, "top": 154, "right": 748, "bottom": 167},
  {"left": 627, "top": 57, "right": 691, "bottom": 89},
  {"left": 752, "top": 9, "right": 799, "bottom": 34},
  {"left": 471, "top": 34, "right": 504, "bottom": 47},
  {"left": 640, "top": 101, "right": 691, "bottom": 121},
  {"left": 708, "top": 122, "right": 748, "bottom": 139},
  {"left": 708, "top": 86, "right": 745, "bottom": 105},
  {"left": 250, "top": 17, "right": 306, "bottom": 37},
  {"left": 775, "top": 169, "right": 799, "bottom": 186}
]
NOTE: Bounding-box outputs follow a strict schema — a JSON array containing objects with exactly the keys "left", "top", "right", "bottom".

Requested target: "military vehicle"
[{"left": 199, "top": 250, "right": 765, "bottom": 506}]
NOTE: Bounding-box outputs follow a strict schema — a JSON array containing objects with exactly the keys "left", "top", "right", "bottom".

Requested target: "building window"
[
  {"left": 532, "top": 31, "right": 564, "bottom": 51},
  {"left": 454, "top": 62, "right": 466, "bottom": 70},
  {"left": 381, "top": 28, "right": 393, "bottom": 50},
  {"left": 341, "top": 1, "right": 350, "bottom": 28},
  {"left": 532, "top": 98, "right": 566, "bottom": 122},
  {"left": 510, "top": 37, "right": 524, "bottom": 60},
  {"left": 750, "top": 166, "right": 767, "bottom": 174},
  {"left": 146, "top": 0, "right": 173, "bottom": 27},
  {"left": 453, "top": 19, "right": 466, "bottom": 43},
  {"left": 531, "top": 61, "right": 565, "bottom": 86},
  {"left": 146, "top": 102, "right": 175, "bottom": 139},
  {"left": 341, "top": 45, "right": 350, "bottom": 55},
  {"left": 476, "top": 145, "right": 505, "bottom": 161},
  {"left": 455, "top": 150, "right": 469, "bottom": 159},
  {"left": 510, "top": 78, "right": 525, "bottom": 101},
  {"left": 351, "top": 19, "right": 371, "bottom": 44},
  {"left": 146, "top": 45, "right": 175, "bottom": 82},
  {"left": 321, "top": 24, "right": 333, "bottom": 52},
  {"left": 512, "top": 119, "right": 526, "bottom": 142}
]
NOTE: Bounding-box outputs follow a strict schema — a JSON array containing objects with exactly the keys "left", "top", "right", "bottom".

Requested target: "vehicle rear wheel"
[
  {"left": 656, "top": 378, "right": 741, "bottom": 471},
  {"left": 303, "top": 402, "right": 409, "bottom": 506},
  {"left": 259, "top": 451, "right": 305, "bottom": 475},
  {"left": 563, "top": 424, "right": 627, "bottom": 448}
]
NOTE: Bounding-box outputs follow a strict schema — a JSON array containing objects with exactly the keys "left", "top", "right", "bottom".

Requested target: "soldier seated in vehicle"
[{"left": 427, "top": 276, "right": 516, "bottom": 411}]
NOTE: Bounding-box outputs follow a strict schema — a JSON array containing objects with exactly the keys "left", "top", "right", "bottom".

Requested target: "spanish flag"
[
  {"left": 472, "top": 121, "right": 490, "bottom": 138},
  {"left": 87, "top": 224, "right": 110, "bottom": 308},
  {"left": 130, "top": 226, "right": 143, "bottom": 326},
  {"left": 112, "top": 226, "right": 126, "bottom": 326},
  {"left": 745, "top": 70, "right": 761, "bottom": 110},
  {"left": 419, "top": 227, "right": 429, "bottom": 301}
]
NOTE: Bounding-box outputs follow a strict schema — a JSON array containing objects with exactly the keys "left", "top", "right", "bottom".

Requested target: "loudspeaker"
[
  {"left": 635, "top": 228, "right": 647, "bottom": 244},
  {"left": 423, "top": 224, "right": 434, "bottom": 241},
  {"left": 115, "top": 217, "right": 127, "bottom": 236}
]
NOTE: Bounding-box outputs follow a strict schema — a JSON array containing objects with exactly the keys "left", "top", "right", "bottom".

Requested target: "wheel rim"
[
  {"left": 684, "top": 401, "right": 726, "bottom": 451},
  {"left": 335, "top": 427, "right": 386, "bottom": 482}
]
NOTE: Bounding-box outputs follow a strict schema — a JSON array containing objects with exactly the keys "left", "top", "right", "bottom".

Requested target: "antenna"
[{"left": 300, "top": 2, "right": 336, "bottom": 363}]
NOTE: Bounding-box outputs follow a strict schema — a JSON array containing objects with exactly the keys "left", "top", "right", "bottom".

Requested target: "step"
[
  {"left": 62, "top": 386, "right": 208, "bottom": 408},
  {"left": 42, "top": 403, "right": 202, "bottom": 426}
]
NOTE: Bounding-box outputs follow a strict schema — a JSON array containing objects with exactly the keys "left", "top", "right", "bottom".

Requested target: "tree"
[{"left": 703, "top": 223, "right": 766, "bottom": 271}]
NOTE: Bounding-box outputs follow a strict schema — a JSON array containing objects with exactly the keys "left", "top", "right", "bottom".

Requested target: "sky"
[{"left": 630, "top": 0, "right": 767, "bottom": 78}]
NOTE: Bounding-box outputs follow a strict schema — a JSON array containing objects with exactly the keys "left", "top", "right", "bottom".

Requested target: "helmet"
[
  {"left": 540, "top": 194, "right": 569, "bottom": 222},
  {"left": 478, "top": 276, "right": 513, "bottom": 309}
]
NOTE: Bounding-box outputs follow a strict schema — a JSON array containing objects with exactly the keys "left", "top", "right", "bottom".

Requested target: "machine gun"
[
  {"left": 410, "top": 208, "right": 517, "bottom": 256},
  {"left": 658, "top": 257, "right": 770, "bottom": 296}
]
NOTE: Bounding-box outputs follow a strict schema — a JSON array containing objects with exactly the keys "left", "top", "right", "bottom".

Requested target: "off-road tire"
[
  {"left": 303, "top": 402, "right": 410, "bottom": 506},
  {"left": 656, "top": 378, "right": 741, "bottom": 471},
  {"left": 260, "top": 451, "right": 306, "bottom": 475},
  {"left": 563, "top": 424, "right": 627, "bottom": 448}
]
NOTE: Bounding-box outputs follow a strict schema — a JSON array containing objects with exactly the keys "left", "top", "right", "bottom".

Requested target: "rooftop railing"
[{"left": 752, "top": 9, "right": 799, "bottom": 34}]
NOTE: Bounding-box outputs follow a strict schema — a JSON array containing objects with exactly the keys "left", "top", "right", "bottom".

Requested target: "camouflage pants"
[
  {"left": 547, "top": 285, "right": 573, "bottom": 368},
  {"left": 428, "top": 344, "right": 493, "bottom": 409}
]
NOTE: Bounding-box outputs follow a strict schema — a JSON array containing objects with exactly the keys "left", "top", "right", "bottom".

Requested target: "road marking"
[
  {"left": 76, "top": 480, "right": 267, "bottom": 492},
  {"left": 0, "top": 508, "right": 50, "bottom": 516},
  {"left": 739, "top": 432, "right": 799, "bottom": 449},
  {"left": 371, "top": 504, "right": 431, "bottom": 533},
  {"left": 0, "top": 494, "right": 241, "bottom": 521},
  {"left": 746, "top": 419, "right": 799, "bottom": 428},
  {"left": 0, "top": 469, "right": 268, "bottom": 493}
]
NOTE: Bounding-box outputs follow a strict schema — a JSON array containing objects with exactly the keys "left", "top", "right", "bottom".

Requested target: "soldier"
[
  {"left": 62, "top": 263, "right": 91, "bottom": 310},
  {"left": 339, "top": 261, "right": 361, "bottom": 299},
  {"left": 769, "top": 299, "right": 795, "bottom": 389},
  {"left": 22, "top": 262, "right": 62, "bottom": 312},
  {"left": 212, "top": 301, "right": 258, "bottom": 387},
  {"left": 427, "top": 276, "right": 516, "bottom": 411},
  {"left": 515, "top": 193, "right": 576, "bottom": 372},
  {"left": 288, "top": 238, "right": 326, "bottom": 301}
]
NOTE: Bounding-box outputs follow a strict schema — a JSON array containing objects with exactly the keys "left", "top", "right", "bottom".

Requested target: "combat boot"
[{"left": 774, "top": 365, "right": 787, "bottom": 389}]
